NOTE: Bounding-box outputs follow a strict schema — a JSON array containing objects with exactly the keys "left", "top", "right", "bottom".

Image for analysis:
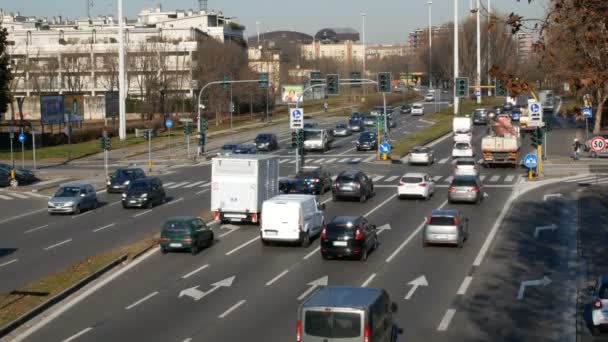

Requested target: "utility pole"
[
  {"left": 476, "top": 0, "right": 482, "bottom": 104},
  {"left": 428, "top": 0, "right": 433, "bottom": 89},
  {"left": 117, "top": 0, "right": 127, "bottom": 140},
  {"left": 487, "top": 0, "right": 492, "bottom": 96},
  {"left": 454, "top": 0, "right": 460, "bottom": 115},
  {"left": 361, "top": 13, "right": 366, "bottom": 97}
]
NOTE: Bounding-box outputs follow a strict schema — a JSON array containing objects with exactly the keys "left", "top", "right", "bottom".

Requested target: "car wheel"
[
  {"left": 592, "top": 325, "right": 601, "bottom": 336},
  {"left": 301, "top": 233, "right": 311, "bottom": 248},
  {"left": 457, "top": 236, "right": 464, "bottom": 248},
  {"left": 122, "top": 204, "right": 128, "bottom": 209},
  {"left": 360, "top": 192, "right": 367, "bottom": 203},
  {"left": 147, "top": 200, "right": 154, "bottom": 209},
  {"left": 73, "top": 206, "right": 81, "bottom": 215},
  {"left": 360, "top": 247, "right": 368, "bottom": 261},
  {"left": 261, "top": 238, "right": 271, "bottom": 246},
  {"left": 373, "top": 236, "right": 379, "bottom": 250},
  {"left": 191, "top": 244, "right": 199, "bottom": 255},
  {"left": 160, "top": 247, "right": 168, "bottom": 255}
]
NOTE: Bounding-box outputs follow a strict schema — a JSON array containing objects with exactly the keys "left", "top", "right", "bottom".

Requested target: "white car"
[
  {"left": 453, "top": 158, "right": 479, "bottom": 177},
  {"left": 411, "top": 103, "right": 424, "bottom": 115},
  {"left": 452, "top": 142, "right": 474, "bottom": 158},
  {"left": 454, "top": 131, "right": 473, "bottom": 144},
  {"left": 397, "top": 173, "right": 435, "bottom": 200},
  {"left": 425, "top": 94, "right": 435, "bottom": 102},
  {"left": 409, "top": 146, "right": 435, "bottom": 165}
]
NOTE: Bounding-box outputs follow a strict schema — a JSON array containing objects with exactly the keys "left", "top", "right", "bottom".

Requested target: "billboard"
[
  {"left": 105, "top": 91, "right": 119, "bottom": 118},
  {"left": 63, "top": 95, "right": 85, "bottom": 122},
  {"left": 40, "top": 95, "right": 65, "bottom": 124},
  {"left": 281, "top": 85, "right": 304, "bottom": 104}
]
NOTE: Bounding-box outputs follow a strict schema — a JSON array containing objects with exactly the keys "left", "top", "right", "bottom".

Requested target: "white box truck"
[{"left": 211, "top": 155, "right": 279, "bottom": 224}]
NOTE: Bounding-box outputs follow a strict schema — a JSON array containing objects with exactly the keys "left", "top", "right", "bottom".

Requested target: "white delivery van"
[
  {"left": 453, "top": 116, "right": 473, "bottom": 143},
  {"left": 211, "top": 155, "right": 279, "bottom": 224},
  {"left": 260, "top": 195, "right": 325, "bottom": 247}
]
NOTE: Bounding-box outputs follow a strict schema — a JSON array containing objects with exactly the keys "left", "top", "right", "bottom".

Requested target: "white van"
[
  {"left": 453, "top": 116, "right": 473, "bottom": 143},
  {"left": 260, "top": 195, "right": 325, "bottom": 247}
]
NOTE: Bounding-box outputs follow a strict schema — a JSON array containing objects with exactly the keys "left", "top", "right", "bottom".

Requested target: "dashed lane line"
[{"left": 125, "top": 291, "right": 158, "bottom": 310}]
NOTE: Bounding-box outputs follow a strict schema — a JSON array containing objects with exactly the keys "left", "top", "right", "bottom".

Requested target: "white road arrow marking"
[
  {"left": 179, "top": 276, "right": 236, "bottom": 301},
  {"left": 405, "top": 275, "right": 428, "bottom": 300},
  {"left": 517, "top": 276, "right": 552, "bottom": 300},
  {"left": 543, "top": 193, "right": 562, "bottom": 201},
  {"left": 219, "top": 224, "right": 240, "bottom": 238},
  {"left": 534, "top": 224, "right": 558, "bottom": 239},
  {"left": 298, "top": 276, "right": 328, "bottom": 301},
  {"left": 376, "top": 224, "right": 392, "bottom": 235}
]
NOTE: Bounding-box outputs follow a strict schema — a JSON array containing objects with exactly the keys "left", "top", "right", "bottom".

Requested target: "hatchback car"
[
  {"left": 589, "top": 275, "right": 608, "bottom": 335},
  {"left": 295, "top": 167, "right": 332, "bottom": 195},
  {"left": 320, "top": 216, "right": 379, "bottom": 261},
  {"left": 0, "top": 163, "right": 37, "bottom": 186},
  {"left": 411, "top": 103, "right": 425, "bottom": 115},
  {"left": 232, "top": 144, "right": 258, "bottom": 154},
  {"left": 425, "top": 94, "right": 435, "bottom": 102},
  {"left": 454, "top": 158, "right": 479, "bottom": 177},
  {"left": 452, "top": 142, "right": 474, "bottom": 158},
  {"left": 48, "top": 183, "right": 98, "bottom": 215},
  {"left": 473, "top": 108, "right": 488, "bottom": 125},
  {"left": 279, "top": 178, "right": 312, "bottom": 194},
  {"left": 122, "top": 177, "right": 166, "bottom": 209},
  {"left": 409, "top": 146, "right": 435, "bottom": 165},
  {"left": 106, "top": 168, "right": 146, "bottom": 193},
  {"left": 397, "top": 173, "right": 435, "bottom": 200},
  {"left": 254, "top": 133, "right": 278, "bottom": 151},
  {"left": 400, "top": 104, "right": 412, "bottom": 114},
  {"left": 423, "top": 210, "right": 469, "bottom": 248},
  {"left": 218, "top": 143, "right": 238, "bottom": 156},
  {"left": 349, "top": 118, "right": 363, "bottom": 132},
  {"left": 356, "top": 132, "right": 378, "bottom": 151},
  {"left": 362, "top": 115, "right": 376, "bottom": 127},
  {"left": 332, "top": 170, "right": 374, "bottom": 203},
  {"left": 0, "top": 169, "right": 10, "bottom": 187},
  {"left": 448, "top": 175, "right": 483, "bottom": 204},
  {"left": 159, "top": 217, "right": 214, "bottom": 255},
  {"left": 333, "top": 122, "right": 352, "bottom": 137},
  {"left": 351, "top": 112, "right": 363, "bottom": 121}
]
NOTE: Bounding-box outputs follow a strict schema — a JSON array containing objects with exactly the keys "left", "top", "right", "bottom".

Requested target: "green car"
[{"left": 160, "top": 217, "right": 214, "bottom": 255}]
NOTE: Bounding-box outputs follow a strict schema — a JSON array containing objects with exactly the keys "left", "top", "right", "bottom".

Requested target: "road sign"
[
  {"left": 179, "top": 118, "right": 193, "bottom": 123},
  {"left": 475, "top": 90, "right": 481, "bottom": 97},
  {"left": 523, "top": 153, "right": 538, "bottom": 169},
  {"left": 583, "top": 106, "right": 593, "bottom": 119},
  {"left": 290, "top": 108, "right": 304, "bottom": 129},
  {"left": 9, "top": 127, "right": 14, "bottom": 139},
  {"left": 379, "top": 142, "right": 392, "bottom": 154},
  {"left": 165, "top": 119, "right": 173, "bottom": 129},
  {"left": 527, "top": 101, "right": 543, "bottom": 127},
  {"left": 18, "top": 133, "right": 25, "bottom": 143},
  {"left": 590, "top": 136, "right": 606, "bottom": 153}
]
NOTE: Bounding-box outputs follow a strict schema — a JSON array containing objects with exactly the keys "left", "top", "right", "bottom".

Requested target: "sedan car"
[
  {"left": 333, "top": 122, "right": 352, "bottom": 137},
  {"left": 232, "top": 144, "right": 258, "bottom": 154},
  {"left": 48, "top": 183, "right": 98, "bottom": 215},
  {"left": 411, "top": 103, "right": 425, "bottom": 115},
  {"left": 332, "top": 170, "right": 374, "bottom": 203},
  {"left": 400, "top": 104, "right": 412, "bottom": 114},
  {"left": 397, "top": 173, "right": 435, "bottom": 200},
  {"left": 409, "top": 146, "right": 434, "bottom": 165},
  {"left": 159, "top": 217, "right": 214, "bottom": 255},
  {"left": 122, "top": 177, "right": 166, "bottom": 209},
  {"left": 454, "top": 158, "right": 479, "bottom": 176},
  {"left": 589, "top": 274, "right": 608, "bottom": 335},
  {"left": 279, "top": 178, "right": 312, "bottom": 194},
  {"left": 424, "top": 94, "right": 435, "bottom": 102},
  {"left": 356, "top": 132, "right": 378, "bottom": 151},
  {"left": 0, "top": 163, "right": 37, "bottom": 186},
  {"left": 295, "top": 167, "right": 332, "bottom": 195},
  {"left": 106, "top": 168, "right": 146, "bottom": 193},
  {"left": 349, "top": 118, "right": 363, "bottom": 132},
  {"left": 254, "top": 133, "right": 278, "bottom": 151},
  {"left": 452, "top": 142, "right": 474, "bottom": 158},
  {"left": 362, "top": 115, "right": 376, "bottom": 127},
  {"left": 218, "top": 143, "right": 238, "bottom": 156},
  {"left": 473, "top": 109, "right": 488, "bottom": 125},
  {"left": 350, "top": 112, "right": 363, "bottom": 122},
  {"left": 423, "top": 209, "right": 469, "bottom": 248},
  {"left": 448, "top": 175, "right": 483, "bottom": 204},
  {"left": 320, "top": 216, "right": 379, "bottom": 261}
]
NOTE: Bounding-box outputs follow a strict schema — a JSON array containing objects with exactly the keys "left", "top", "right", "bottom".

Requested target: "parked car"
[
  {"left": 589, "top": 274, "right": 608, "bottom": 335},
  {"left": 254, "top": 133, "right": 279, "bottom": 151},
  {"left": 397, "top": 172, "right": 435, "bottom": 200},
  {"left": 448, "top": 175, "right": 483, "bottom": 204},
  {"left": 356, "top": 131, "right": 378, "bottom": 151},
  {"left": 233, "top": 144, "right": 258, "bottom": 154},
  {"left": 332, "top": 170, "right": 374, "bottom": 203},
  {"left": 473, "top": 108, "right": 488, "bottom": 125},
  {"left": 454, "top": 158, "right": 479, "bottom": 177},
  {"left": 48, "top": 183, "right": 98, "bottom": 215},
  {"left": 279, "top": 178, "right": 312, "bottom": 194},
  {"left": 411, "top": 103, "right": 425, "bottom": 115},
  {"left": 423, "top": 209, "right": 469, "bottom": 248},
  {"left": 349, "top": 118, "right": 363, "bottom": 132},
  {"left": 218, "top": 143, "right": 238, "bottom": 156},
  {"left": 409, "top": 146, "right": 435, "bottom": 165},
  {"left": 122, "top": 177, "right": 166, "bottom": 209},
  {"left": 106, "top": 168, "right": 146, "bottom": 193},
  {"left": 320, "top": 216, "right": 379, "bottom": 261},
  {"left": 0, "top": 169, "right": 10, "bottom": 187},
  {"left": 295, "top": 166, "right": 332, "bottom": 195},
  {"left": 333, "top": 122, "right": 352, "bottom": 137},
  {"left": 159, "top": 217, "right": 214, "bottom": 255},
  {"left": 452, "top": 142, "right": 474, "bottom": 158},
  {"left": 260, "top": 194, "right": 325, "bottom": 247},
  {"left": 0, "top": 163, "right": 37, "bottom": 186}
]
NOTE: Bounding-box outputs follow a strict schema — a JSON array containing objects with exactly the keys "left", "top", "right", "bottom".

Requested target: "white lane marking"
[
  {"left": 265, "top": 270, "right": 289, "bottom": 286},
  {"left": 337, "top": 158, "right": 350, "bottom": 163},
  {"left": 305, "top": 158, "right": 317, "bottom": 164},
  {"left": 61, "top": 327, "right": 93, "bottom": 342},
  {"left": 505, "top": 175, "right": 515, "bottom": 182},
  {"left": 133, "top": 209, "right": 152, "bottom": 218},
  {"left": 168, "top": 181, "right": 190, "bottom": 189},
  {"left": 489, "top": 175, "right": 501, "bottom": 182},
  {"left": 279, "top": 159, "right": 290, "bottom": 164},
  {"left": 564, "top": 175, "right": 595, "bottom": 183},
  {"left": 44, "top": 239, "right": 73, "bottom": 250},
  {"left": 350, "top": 158, "right": 362, "bottom": 163},
  {"left": 444, "top": 176, "right": 453, "bottom": 183},
  {"left": 218, "top": 299, "right": 246, "bottom": 319},
  {"left": 338, "top": 147, "right": 356, "bottom": 155},
  {"left": 183, "top": 339, "right": 192, "bottom": 342},
  {"left": 96, "top": 189, "right": 107, "bottom": 194},
  {"left": 109, "top": 201, "right": 121, "bottom": 206},
  {"left": 288, "top": 159, "right": 297, "bottom": 164},
  {"left": 303, "top": 246, "right": 321, "bottom": 260},
  {"left": 125, "top": 291, "right": 159, "bottom": 310},
  {"left": 71, "top": 210, "right": 93, "bottom": 219},
  {"left": 325, "top": 158, "right": 337, "bottom": 163},
  {"left": 364, "top": 194, "right": 398, "bottom": 218},
  {"left": 457, "top": 276, "right": 473, "bottom": 295},
  {"left": 163, "top": 181, "right": 176, "bottom": 187},
  {"left": 0, "top": 194, "right": 14, "bottom": 200},
  {"left": 437, "top": 309, "right": 456, "bottom": 331},
  {"left": 364, "top": 155, "right": 377, "bottom": 163},
  {"left": 182, "top": 264, "right": 209, "bottom": 279},
  {"left": 0, "top": 258, "right": 18, "bottom": 268},
  {"left": 372, "top": 175, "right": 384, "bottom": 182},
  {"left": 167, "top": 197, "right": 184, "bottom": 205},
  {"left": 201, "top": 182, "right": 211, "bottom": 188},
  {"left": 24, "top": 224, "right": 50, "bottom": 234},
  {"left": 438, "top": 157, "right": 450, "bottom": 164},
  {"left": 361, "top": 273, "right": 377, "bottom": 287},
  {"left": 184, "top": 181, "right": 206, "bottom": 188},
  {"left": 385, "top": 176, "right": 399, "bottom": 182},
  {"left": 196, "top": 189, "right": 210, "bottom": 195},
  {"left": 27, "top": 192, "right": 51, "bottom": 199},
  {"left": 225, "top": 236, "right": 260, "bottom": 256},
  {"left": 433, "top": 176, "right": 442, "bottom": 182},
  {"left": 479, "top": 175, "right": 486, "bottom": 181},
  {"left": 93, "top": 223, "right": 116, "bottom": 233},
  {"left": 8, "top": 192, "right": 30, "bottom": 199}
]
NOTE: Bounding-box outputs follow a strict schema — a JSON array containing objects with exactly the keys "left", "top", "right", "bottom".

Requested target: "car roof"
[
  {"left": 431, "top": 209, "right": 459, "bottom": 217},
  {"left": 269, "top": 194, "right": 316, "bottom": 202},
  {"left": 60, "top": 182, "right": 90, "bottom": 188},
  {"left": 303, "top": 286, "right": 383, "bottom": 308},
  {"left": 165, "top": 216, "right": 197, "bottom": 223},
  {"left": 329, "top": 216, "right": 361, "bottom": 224}
]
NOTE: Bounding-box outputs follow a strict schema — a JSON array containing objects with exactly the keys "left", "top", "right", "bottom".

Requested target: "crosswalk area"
[
  {"left": 279, "top": 155, "right": 377, "bottom": 165},
  {"left": 353, "top": 173, "right": 522, "bottom": 186},
  {"left": 163, "top": 181, "right": 212, "bottom": 190},
  {"left": 0, "top": 190, "right": 49, "bottom": 201}
]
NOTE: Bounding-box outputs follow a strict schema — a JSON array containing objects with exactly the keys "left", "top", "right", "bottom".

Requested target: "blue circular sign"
[
  {"left": 379, "top": 142, "right": 392, "bottom": 154},
  {"left": 583, "top": 107, "right": 593, "bottom": 119},
  {"left": 523, "top": 153, "right": 538, "bottom": 169},
  {"left": 292, "top": 109, "right": 302, "bottom": 119},
  {"left": 18, "top": 133, "right": 25, "bottom": 143},
  {"left": 165, "top": 119, "right": 173, "bottom": 129},
  {"left": 531, "top": 103, "right": 540, "bottom": 113}
]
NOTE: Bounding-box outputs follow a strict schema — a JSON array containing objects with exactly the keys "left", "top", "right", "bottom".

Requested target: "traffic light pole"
[{"left": 148, "top": 130, "right": 152, "bottom": 173}]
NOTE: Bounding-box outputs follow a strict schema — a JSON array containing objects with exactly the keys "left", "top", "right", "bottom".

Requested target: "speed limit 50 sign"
[{"left": 590, "top": 136, "right": 606, "bottom": 153}]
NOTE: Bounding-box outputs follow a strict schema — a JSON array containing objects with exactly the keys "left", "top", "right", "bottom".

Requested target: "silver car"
[
  {"left": 448, "top": 175, "right": 483, "bottom": 204},
  {"left": 453, "top": 158, "right": 479, "bottom": 177},
  {"left": 409, "top": 146, "right": 435, "bottom": 165},
  {"left": 590, "top": 275, "right": 608, "bottom": 335},
  {"left": 48, "top": 183, "right": 98, "bottom": 215},
  {"left": 333, "top": 122, "right": 352, "bottom": 137},
  {"left": 423, "top": 209, "right": 469, "bottom": 248}
]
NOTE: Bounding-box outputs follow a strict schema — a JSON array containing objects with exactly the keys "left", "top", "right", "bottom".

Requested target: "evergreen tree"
[{"left": 0, "top": 26, "right": 12, "bottom": 116}]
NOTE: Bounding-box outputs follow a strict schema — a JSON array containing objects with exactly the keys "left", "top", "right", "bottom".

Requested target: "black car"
[
  {"left": 351, "top": 112, "right": 363, "bottom": 121},
  {"left": 295, "top": 167, "right": 332, "bottom": 194},
  {"left": 122, "top": 177, "right": 166, "bottom": 209},
  {"left": 107, "top": 168, "right": 146, "bottom": 193},
  {"left": 356, "top": 132, "right": 378, "bottom": 151},
  {"left": 320, "top": 216, "right": 379, "bottom": 261},
  {"left": 0, "top": 163, "right": 37, "bottom": 186},
  {"left": 254, "top": 133, "right": 279, "bottom": 151},
  {"left": 473, "top": 109, "right": 488, "bottom": 125},
  {"left": 332, "top": 170, "right": 374, "bottom": 202},
  {"left": 400, "top": 104, "right": 412, "bottom": 114},
  {"left": 349, "top": 118, "right": 363, "bottom": 132},
  {"left": 232, "top": 144, "right": 258, "bottom": 154},
  {"left": 279, "top": 178, "right": 312, "bottom": 194},
  {"left": 0, "top": 169, "right": 10, "bottom": 187}
]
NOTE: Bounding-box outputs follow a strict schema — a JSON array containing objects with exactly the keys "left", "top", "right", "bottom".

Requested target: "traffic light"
[
  {"left": 223, "top": 75, "right": 230, "bottom": 90},
  {"left": 298, "top": 129, "right": 304, "bottom": 147},
  {"left": 530, "top": 128, "right": 544, "bottom": 148},
  {"left": 326, "top": 74, "right": 340, "bottom": 95},
  {"left": 183, "top": 124, "right": 193, "bottom": 135},
  {"left": 545, "top": 118, "right": 552, "bottom": 132},
  {"left": 495, "top": 79, "right": 507, "bottom": 97},
  {"left": 142, "top": 130, "right": 150, "bottom": 141},
  {"left": 200, "top": 117, "right": 208, "bottom": 131},
  {"left": 455, "top": 77, "right": 469, "bottom": 97},
  {"left": 98, "top": 136, "right": 110, "bottom": 150},
  {"left": 310, "top": 72, "right": 323, "bottom": 85},
  {"left": 378, "top": 72, "right": 391, "bottom": 93},
  {"left": 291, "top": 130, "right": 298, "bottom": 148},
  {"left": 258, "top": 73, "right": 268, "bottom": 89},
  {"left": 351, "top": 72, "right": 361, "bottom": 88}
]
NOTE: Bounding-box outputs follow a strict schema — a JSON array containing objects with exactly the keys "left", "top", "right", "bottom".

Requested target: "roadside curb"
[{"left": 0, "top": 254, "right": 128, "bottom": 339}]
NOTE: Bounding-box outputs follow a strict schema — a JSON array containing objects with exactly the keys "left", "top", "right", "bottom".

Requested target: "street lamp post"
[
  {"left": 476, "top": 0, "right": 482, "bottom": 104},
  {"left": 454, "top": 0, "right": 460, "bottom": 115},
  {"left": 117, "top": 0, "right": 127, "bottom": 140},
  {"left": 428, "top": 0, "right": 433, "bottom": 89},
  {"left": 361, "top": 12, "right": 366, "bottom": 96},
  {"left": 487, "top": 0, "right": 492, "bottom": 96}
]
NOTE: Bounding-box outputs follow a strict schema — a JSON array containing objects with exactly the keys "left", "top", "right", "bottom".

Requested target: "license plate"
[
  {"left": 340, "top": 186, "right": 352, "bottom": 191},
  {"left": 333, "top": 241, "right": 347, "bottom": 247},
  {"left": 130, "top": 200, "right": 137, "bottom": 203},
  {"left": 265, "top": 231, "right": 277, "bottom": 236},
  {"left": 170, "top": 243, "right": 182, "bottom": 248},
  {"left": 436, "top": 235, "right": 449, "bottom": 240}
]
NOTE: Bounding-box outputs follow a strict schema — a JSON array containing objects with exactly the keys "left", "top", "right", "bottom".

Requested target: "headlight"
[
  {"left": 48, "top": 201, "right": 53, "bottom": 206},
  {"left": 107, "top": 181, "right": 111, "bottom": 185},
  {"left": 122, "top": 193, "right": 127, "bottom": 198},
  {"left": 65, "top": 201, "right": 74, "bottom": 206},
  {"left": 124, "top": 180, "right": 130, "bottom": 185},
  {"left": 141, "top": 193, "right": 148, "bottom": 198}
]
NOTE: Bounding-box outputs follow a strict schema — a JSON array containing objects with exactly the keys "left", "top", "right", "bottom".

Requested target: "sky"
[{"left": 0, "top": 0, "right": 548, "bottom": 44}]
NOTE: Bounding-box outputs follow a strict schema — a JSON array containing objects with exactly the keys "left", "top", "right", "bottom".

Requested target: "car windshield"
[
  {"left": 222, "top": 144, "right": 237, "bottom": 151},
  {"left": 296, "top": 170, "right": 320, "bottom": 179},
  {"left": 359, "top": 133, "right": 376, "bottom": 141},
  {"left": 128, "top": 181, "right": 150, "bottom": 191},
  {"left": 305, "top": 311, "right": 361, "bottom": 338},
  {"left": 255, "top": 135, "right": 271, "bottom": 142},
  {"left": 452, "top": 178, "right": 477, "bottom": 187},
  {"left": 411, "top": 147, "right": 427, "bottom": 153},
  {"left": 55, "top": 187, "right": 82, "bottom": 197},
  {"left": 163, "top": 221, "right": 190, "bottom": 233},
  {"left": 336, "top": 123, "right": 348, "bottom": 129},
  {"left": 304, "top": 131, "right": 322, "bottom": 139},
  {"left": 337, "top": 174, "right": 357, "bottom": 182},
  {"left": 413, "top": 104, "right": 423, "bottom": 109},
  {"left": 430, "top": 216, "right": 456, "bottom": 226},
  {"left": 304, "top": 122, "right": 318, "bottom": 128},
  {"left": 455, "top": 143, "right": 470, "bottom": 149},
  {"left": 401, "top": 177, "right": 423, "bottom": 183},
  {"left": 113, "top": 169, "right": 136, "bottom": 178},
  {"left": 457, "top": 160, "right": 476, "bottom": 166}
]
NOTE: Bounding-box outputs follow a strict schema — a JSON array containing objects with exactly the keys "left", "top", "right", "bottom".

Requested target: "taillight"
[
  {"left": 355, "top": 182, "right": 361, "bottom": 189},
  {"left": 470, "top": 187, "right": 479, "bottom": 193},
  {"left": 426, "top": 216, "right": 431, "bottom": 224},
  {"left": 251, "top": 213, "right": 258, "bottom": 223},
  {"left": 448, "top": 186, "right": 456, "bottom": 193},
  {"left": 364, "top": 325, "right": 370, "bottom": 342},
  {"left": 355, "top": 229, "right": 363, "bottom": 240},
  {"left": 213, "top": 211, "right": 219, "bottom": 221},
  {"left": 311, "top": 179, "right": 319, "bottom": 183},
  {"left": 321, "top": 228, "right": 327, "bottom": 241},
  {"left": 159, "top": 237, "right": 169, "bottom": 243},
  {"left": 296, "top": 320, "right": 302, "bottom": 342},
  {"left": 595, "top": 299, "right": 603, "bottom": 309},
  {"left": 418, "top": 182, "right": 426, "bottom": 187},
  {"left": 453, "top": 218, "right": 460, "bottom": 226},
  {"left": 183, "top": 237, "right": 193, "bottom": 243}
]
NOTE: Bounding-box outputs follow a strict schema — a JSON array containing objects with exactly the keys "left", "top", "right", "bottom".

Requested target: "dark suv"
[
  {"left": 254, "top": 133, "right": 278, "bottom": 151},
  {"left": 107, "top": 168, "right": 146, "bottom": 193},
  {"left": 295, "top": 167, "right": 332, "bottom": 194},
  {"left": 279, "top": 178, "right": 311, "bottom": 194},
  {"left": 332, "top": 171, "right": 374, "bottom": 202},
  {"left": 356, "top": 132, "right": 378, "bottom": 151},
  {"left": 122, "top": 177, "right": 166, "bottom": 209},
  {"left": 320, "top": 216, "right": 379, "bottom": 261}
]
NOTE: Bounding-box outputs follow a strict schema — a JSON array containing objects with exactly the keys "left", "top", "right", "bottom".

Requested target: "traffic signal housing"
[
  {"left": 223, "top": 75, "right": 230, "bottom": 90},
  {"left": 99, "top": 136, "right": 111, "bottom": 150},
  {"left": 351, "top": 72, "right": 361, "bottom": 88},
  {"left": 495, "top": 79, "right": 507, "bottom": 97},
  {"left": 258, "top": 73, "right": 268, "bottom": 89},
  {"left": 530, "top": 128, "right": 544, "bottom": 148},
  {"left": 183, "top": 124, "right": 193, "bottom": 135},
  {"left": 326, "top": 74, "right": 340, "bottom": 95},
  {"left": 310, "top": 72, "right": 323, "bottom": 85},
  {"left": 291, "top": 130, "right": 298, "bottom": 148},
  {"left": 142, "top": 130, "right": 150, "bottom": 141},
  {"left": 455, "top": 77, "right": 469, "bottom": 97},
  {"left": 378, "top": 72, "right": 391, "bottom": 93}
]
